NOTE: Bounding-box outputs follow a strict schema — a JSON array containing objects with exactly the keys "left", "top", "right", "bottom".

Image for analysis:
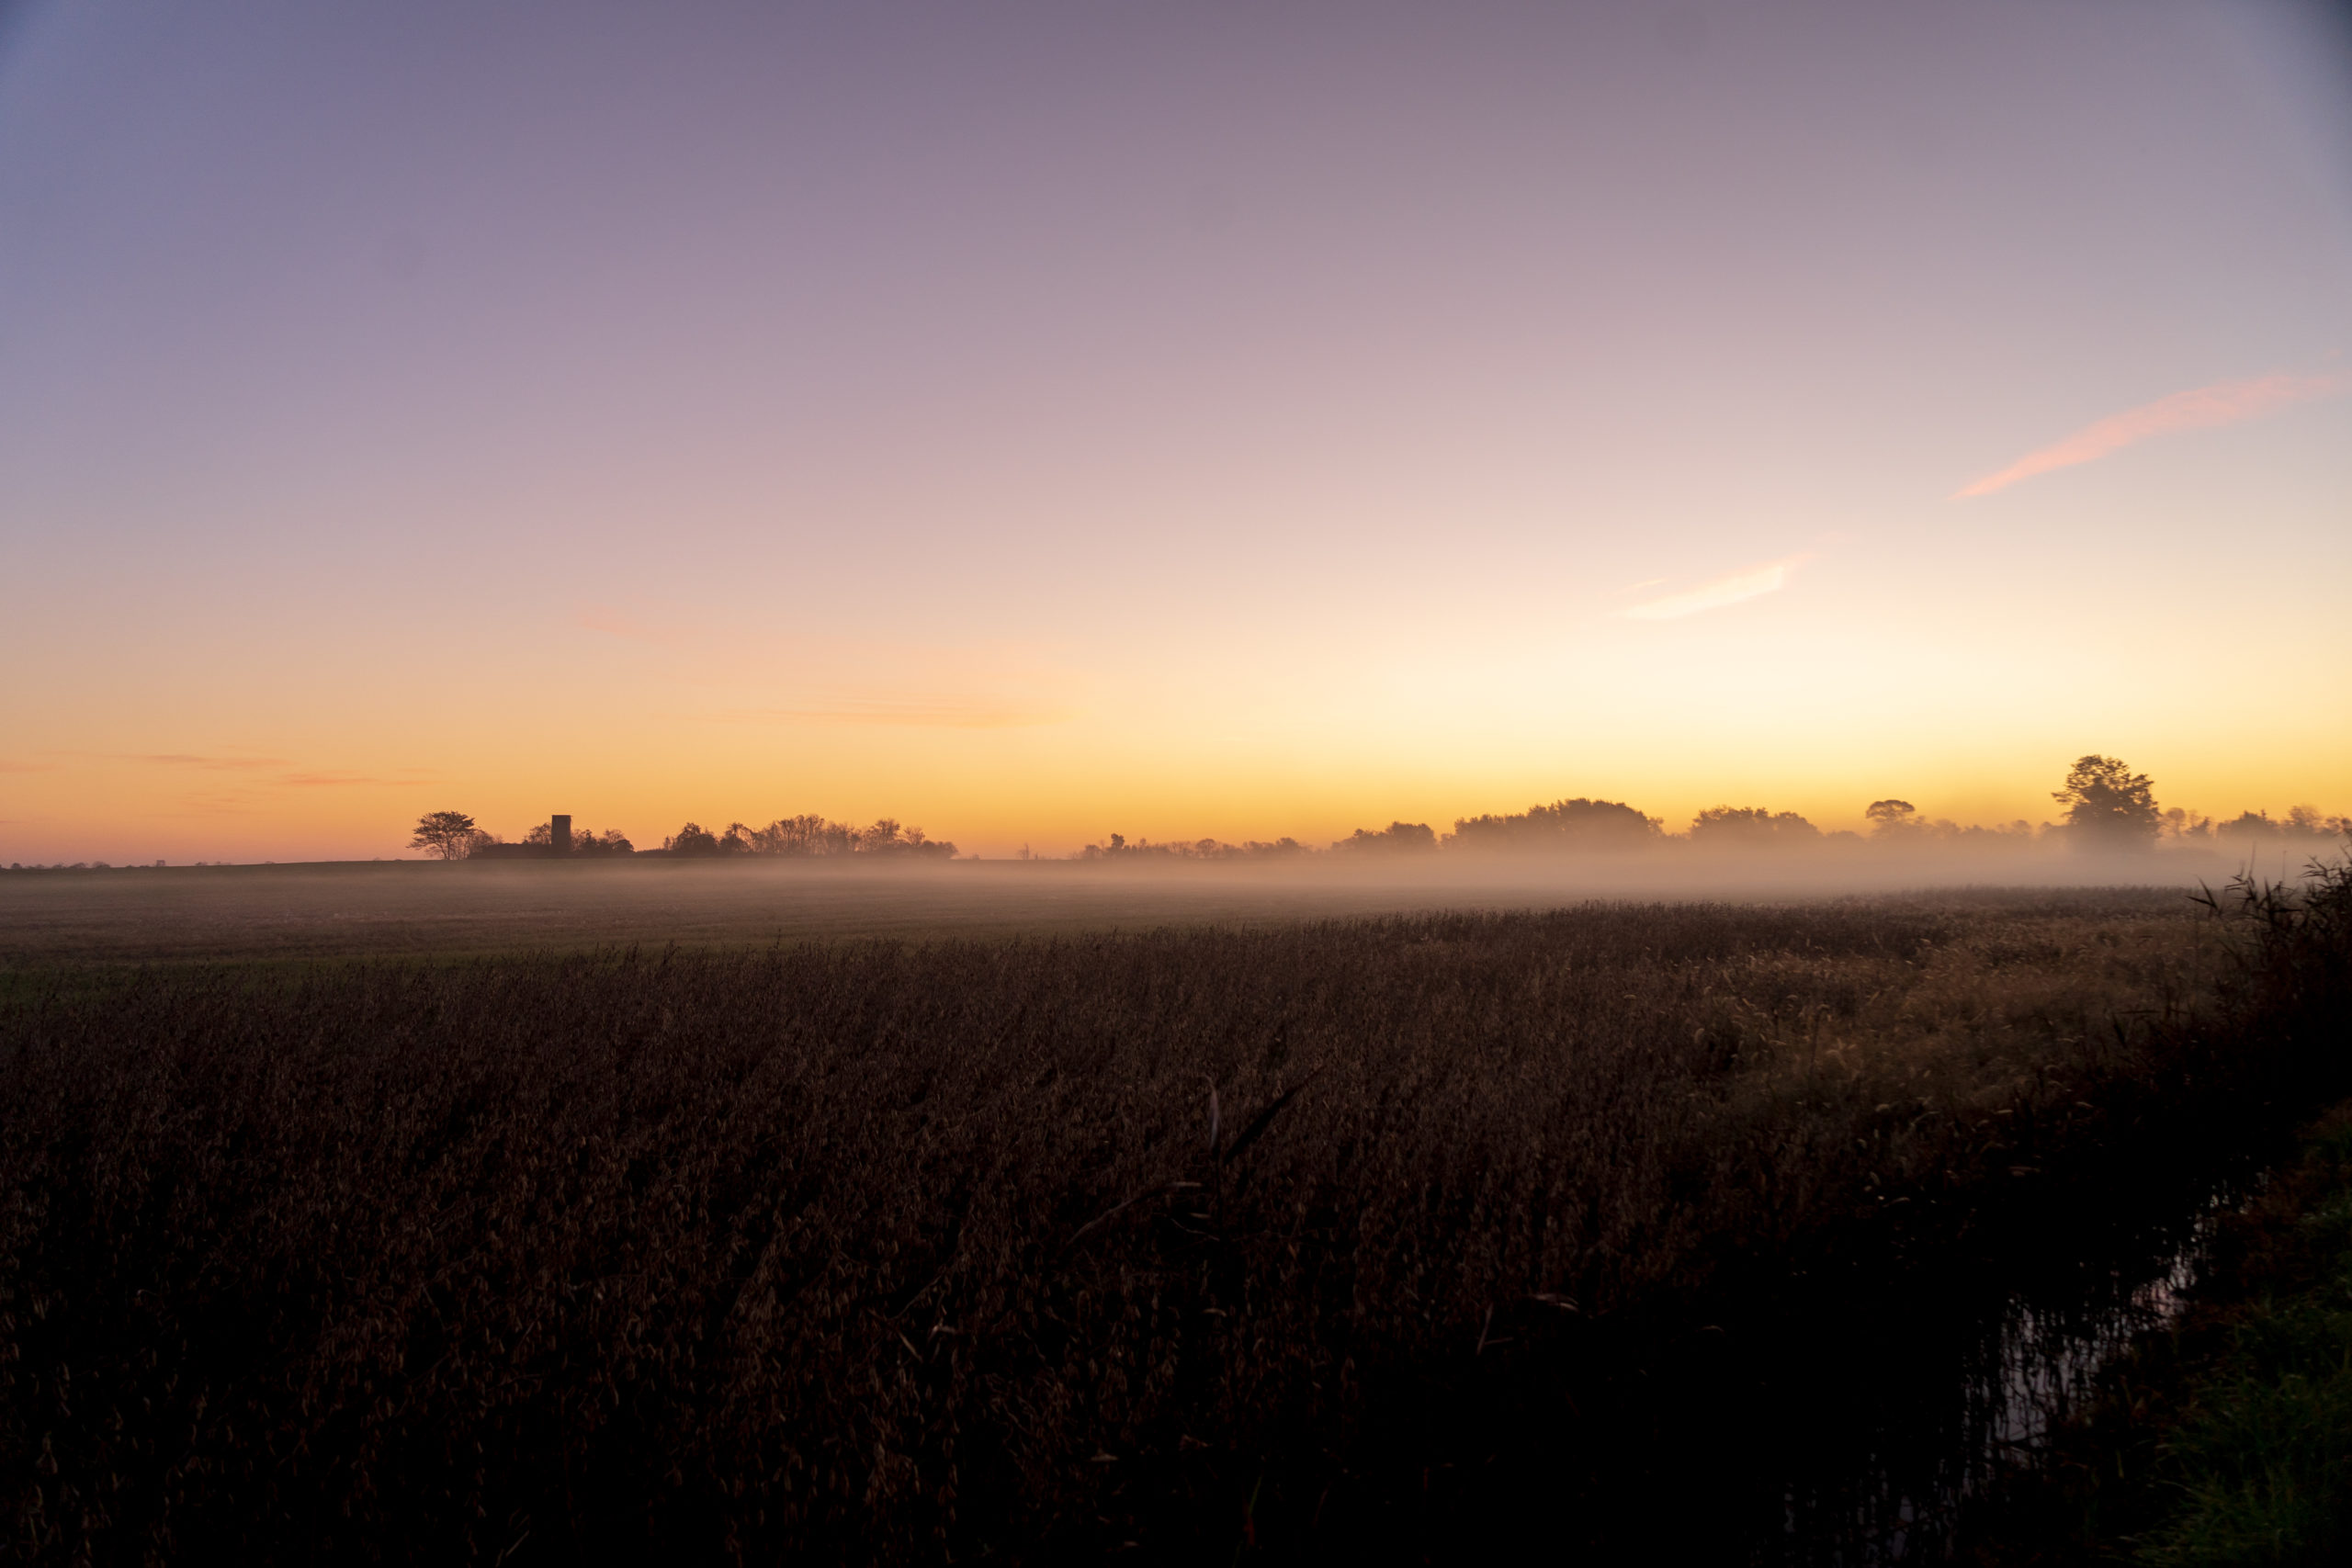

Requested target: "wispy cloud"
[
  {"left": 1622, "top": 557, "right": 1806, "bottom": 621},
  {"left": 133, "top": 753, "right": 291, "bottom": 771},
  {"left": 1957, "top": 371, "right": 2345, "bottom": 498},
  {"left": 0, "top": 761, "right": 54, "bottom": 773}
]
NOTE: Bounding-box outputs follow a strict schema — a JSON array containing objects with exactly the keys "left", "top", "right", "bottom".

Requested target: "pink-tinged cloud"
[
  {"left": 1957, "top": 372, "right": 2346, "bottom": 498},
  {"left": 1621, "top": 556, "right": 1807, "bottom": 621}
]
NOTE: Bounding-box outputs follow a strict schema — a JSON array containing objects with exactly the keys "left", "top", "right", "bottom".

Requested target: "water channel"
[
  {"left": 1747, "top": 1175, "right": 2245, "bottom": 1564},
  {"left": 1315, "top": 1161, "right": 2253, "bottom": 1563}
]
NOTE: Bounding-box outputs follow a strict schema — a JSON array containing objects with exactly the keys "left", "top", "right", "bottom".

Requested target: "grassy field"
[{"left": 3, "top": 876, "right": 2345, "bottom": 1562}]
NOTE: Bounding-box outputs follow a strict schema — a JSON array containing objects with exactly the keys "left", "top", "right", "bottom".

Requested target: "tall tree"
[
  {"left": 1865, "top": 799, "right": 1922, "bottom": 837},
  {"left": 408, "top": 810, "right": 479, "bottom": 861},
  {"left": 2052, "top": 755, "right": 2160, "bottom": 844},
  {"left": 666, "top": 823, "right": 721, "bottom": 856}
]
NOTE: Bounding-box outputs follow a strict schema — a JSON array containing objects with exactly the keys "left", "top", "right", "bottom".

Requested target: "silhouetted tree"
[
  {"left": 1333, "top": 822, "right": 1438, "bottom": 854},
  {"left": 1689, "top": 807, "right": 1820, "bottom": 845},
  {"left": 666, "top": 823, "right": 721, "bottom": 856},
  {"left": 408, "top": 810, "right": 479, "bottom": 861},
  {"left": 511, "top": 822, "right": 629, "bottom": 856},
  {"left": 1449, "top": 797, "right": 1661, "bottom": 852},
  {"left": 1864, "top": 799, "right": 1927, "bottom": 840},
  {"left": 723, "top": 814, "right": 955, "bottom": 858},
  {"left": 2211, "top": 808, "right": 2346, "bottom": 843},
  {"left": 2052, "top": 755, "right": 2159, "bottom": 846},
  {"left": 2217, "top": 810, "right": 2280, "bottom": 842},
  {"left": 1079, "top": 834, "right": 1305, "bottom": 861},
  {"left": 857, "top": 820, "right": 956, "bottom": 858},
  {"left": 750, "top": 816, "right": 855, "bottom": 856}
]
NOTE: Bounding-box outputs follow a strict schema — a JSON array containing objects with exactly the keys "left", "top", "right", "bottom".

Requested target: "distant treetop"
[
  {"left": 650, "top": 816, "right": 957, "bottom": 859},
  {"left": 1333, "top": 821, "right": 1438, "bottom": 854},
  {"left": 1688, "top": 807, "right": 1821, "bottom": 845},
  {"left": 408, "top": 810, "right": 478, "bottom": 861},
  {"left": 2052, "top": 755, "right": 2160, "bottom": 845},
  {"left": 1451, "top": 797, "right": 1662, "bottom": 852}
]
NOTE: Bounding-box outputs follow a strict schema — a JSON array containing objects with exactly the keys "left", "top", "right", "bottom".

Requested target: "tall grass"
[
  {"left": 0, "top": 891, "right": 2321, "bottom": 1562},
  {"left": 1958, "top": 859, "right": 2352, "bottom": 1567},
  {"left": 2136, "top": 1128, "right": 2352, "bottom": 1567}
]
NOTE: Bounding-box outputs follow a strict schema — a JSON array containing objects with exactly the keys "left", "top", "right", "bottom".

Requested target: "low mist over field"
[
  {"left": 9, "top": 755, "right": 2342, "bottom": 962},
  {"left": 0, "top": 840, "right": 2313, "bottom": 967}
]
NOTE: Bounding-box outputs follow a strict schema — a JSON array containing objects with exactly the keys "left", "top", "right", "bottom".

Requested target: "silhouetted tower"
[{"left": 551, "top": 815, "right": 571, "bottom": 855}]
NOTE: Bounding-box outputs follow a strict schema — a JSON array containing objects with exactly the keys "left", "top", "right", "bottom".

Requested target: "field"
[
  {"left": 4, "top": 869, "right": 2347, "bottom": 1562},
  {"left": 0, "top": 853, "right": 2250, "bottom": 964}
]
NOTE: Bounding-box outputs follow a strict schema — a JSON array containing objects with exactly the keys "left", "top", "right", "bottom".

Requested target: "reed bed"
[{"left": 1, "top": 888, "right": 2324, "bottom": 1562}]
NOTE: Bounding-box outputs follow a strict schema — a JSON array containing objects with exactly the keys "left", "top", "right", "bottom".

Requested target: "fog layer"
[{"left": 0, "top": 842, "right": 2310, "bottom": 965}]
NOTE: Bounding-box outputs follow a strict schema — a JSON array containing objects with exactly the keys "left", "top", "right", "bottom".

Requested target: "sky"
[{"left": 3, "top": 0, "right": 2349, "bottom": 862}]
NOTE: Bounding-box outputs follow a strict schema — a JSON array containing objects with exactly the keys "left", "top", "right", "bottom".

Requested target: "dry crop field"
[{"left": 4, "top": 884, "right": 2346, "bottom": 1562}]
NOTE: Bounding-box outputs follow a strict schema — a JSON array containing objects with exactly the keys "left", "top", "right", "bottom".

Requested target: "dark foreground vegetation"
[
  {"left": 1969, "top": 1104, "right": 2352, "bottom": 1566},
  {"left": 1966, "top": 869, "right": 2352, "bottom": 1565},
  {"left": 3, "top": 874, "right": 2346, "bottom": 1563}
]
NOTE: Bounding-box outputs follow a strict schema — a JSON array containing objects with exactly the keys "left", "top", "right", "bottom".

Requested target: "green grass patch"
[{"left": 2134, "top": 1126, "right": 2352, "bottom": 1566}]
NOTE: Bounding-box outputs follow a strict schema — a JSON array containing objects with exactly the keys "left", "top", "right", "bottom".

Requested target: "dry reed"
[{"left": 0, "top": 890, "right": 2298, "bottom": 1562}]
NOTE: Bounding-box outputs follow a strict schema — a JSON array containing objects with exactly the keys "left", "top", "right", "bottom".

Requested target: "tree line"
[
  {"left": 666, "top": 817, "right": 955, "bottom": 859},
  {"left": 406, "top": 812, "right": 955, "bottom": 862},
  {"left": 1080, "top": 756, "right": 2347, "bottom": 860},
  {"left": 408, "top": 757, "right": 2346, "bottom": 864}
]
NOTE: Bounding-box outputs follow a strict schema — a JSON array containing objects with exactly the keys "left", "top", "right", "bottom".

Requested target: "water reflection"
[{"left": 1759, "top": 1194, "right": 2230, "bottom": 1564}]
